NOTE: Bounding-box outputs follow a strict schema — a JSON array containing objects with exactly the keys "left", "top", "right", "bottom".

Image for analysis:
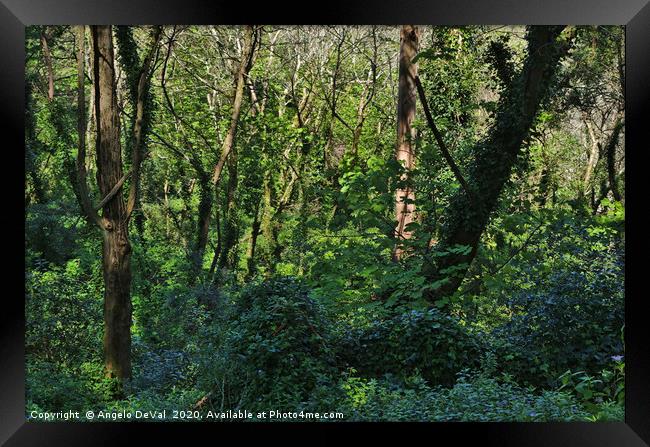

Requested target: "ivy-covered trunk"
[
  {"left": 424, "top": 26, "right": 571, "bottom": 303},
  {"left": 192, "top": 173, "right": 213, "bottom": 279}
]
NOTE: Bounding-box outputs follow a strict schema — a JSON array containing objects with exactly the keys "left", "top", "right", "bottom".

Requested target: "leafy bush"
[
  {"left": 336, "top": 308, "right": 481, "bottom": 386},
  {"left": 26, "top": 259, "right": 103, "bottom": 367},
  {"left": 311, "top": 370, "right": 588, "bottom": 422},
  {"left": 26, "top": 360, "right": 117, "bottom": 413},
  {"left": 556, "top": 356, "right": 624, "bottom": 421},
  {"left": 461, "top": 210, "right": 626, "bottom": 388},
  {"left": 25, "top": 203, "right": 81, "bottom": 265},
  {"left": 210, "top": 277, "right": 338, "bottom": 412},
  {"left": 490, "top": 248, "right": 623, "bottom": 387}
]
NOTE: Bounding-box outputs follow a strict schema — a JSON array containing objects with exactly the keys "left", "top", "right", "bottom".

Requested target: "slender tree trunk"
[
  {"left": 205, "top": 26, "right": 256, "bottom": 276},
  {"left": 261, "top": 173, "right": 280, "bottom": 272},
  {"left": 246, "top": 195, "right": 263, "bottom": 279},
  {"left": 74, "top": 26, "right": 100, "bottom": 227},
  {"left": 40, "top": 28, "right": 55, "bottom": 101},
  {"left": 582, "top": 116, "right": 600, "bottom": 199},
  {"left": 537, "top": 166, "right": 550, "bottom": 207},
  {"left": 116, "top": 26, "right": 162, "bottom": 240},
  {"left": 218, "top": 151, "right": 239, "bottom": 270},
  {"left": 25, "top": 78, "right": 46, "bottom": 204},
  {"left": 208, "top": 203, "right": 222, "bottom": 279},
  {"left": 191, "top": 173, "right": 212, "bottom": 279},
  {"left": 92, "top": 25, "right": 132, "bottom": 381},
  {"left": 210, "top": 26, "right": 256, "bottom": 188},
  {"left": 606, "top": 118, "right": 624, "bottom": 202},
  {"left": 393, "top": 25, "right": 419, "bottom": 261}
]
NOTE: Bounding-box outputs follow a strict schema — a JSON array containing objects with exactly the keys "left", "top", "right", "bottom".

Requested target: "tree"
[
  {"left": 393, "top": 25, "right": 419, "bottom": 261},
  {"left": 210, "top": 25, "right": 258, "bottom": 275},
  {"left": 420, "top": 26, "right": 573, "bottom": 302},
  {"left": 74, "top": 25, "right": 161, "bottom": 382}
]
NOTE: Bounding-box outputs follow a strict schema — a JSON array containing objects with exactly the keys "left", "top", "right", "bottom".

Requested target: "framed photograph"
[{"left": 3, "top": 0, "right": 649, "bottom": 444}]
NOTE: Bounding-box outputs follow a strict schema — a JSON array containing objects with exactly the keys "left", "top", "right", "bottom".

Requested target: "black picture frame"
[{"left": 3, "top": 1, "right": 648, "bottom": 444}]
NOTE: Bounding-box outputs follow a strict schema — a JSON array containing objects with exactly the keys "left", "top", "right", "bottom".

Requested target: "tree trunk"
[
  {"left": 205, "top": 26, "right": 256, "bottom": 277},
  {"left": 606, "top": 118, "right": 624, "bottom": 202},
  {"left": 40, "top": 28, "right": 55, "bottom": 101},
  {"left": 261, "top": 173, "right": 281, "bottom": 272},
  {"left": 423, "top": 26, "right": 570, "bottom": 303},
  {"left": 218, "top": 151, "right": 239, "bottom": 271},
  {"left": 246, "top": 195, "right": 263, "bottom": 279},
  {"left": 25, "top": 78, "right": 46, "bottom": 204},
  {"left": 582, "top": 116, "right": 600, "bottom": 199},
  {"left": 393, "top": 25, "right": 419, "bottom": 261},
  {"left": 92, "top": 25, "right": 132, "bottom": 381},
  {"left": 191, "top": 174, "right": 213, "bottom": 279},
  {"left": 210, "top": 26, "right": 256, "bottom": 188}
]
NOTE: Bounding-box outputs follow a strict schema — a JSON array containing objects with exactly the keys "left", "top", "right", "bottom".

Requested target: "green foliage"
[
  {"left": 208, "top": 277, "right": 338, "bottom": 412},
  {"left": 24, "top": 25, "right": 625, "bottom": 423},
  {"left": 26, "top": 257, "right": 103, "bottom": 367},
  {"left": 337, "top": 308, "right": 481, "bottom": 386},
  {"left": 486, "top": 213, "right": 624, "bottom": 387},
  {"left": 26, "top": 360, "right": 120, "bottom": 413},
  {"left": 557, "top": 356, "right": 625, "bottom": 421},
  {"left": 311, "top": 370, "right": 588, "bottom": 421}
]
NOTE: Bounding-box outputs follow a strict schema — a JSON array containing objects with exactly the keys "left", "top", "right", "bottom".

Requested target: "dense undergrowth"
[
  {"left": 24, "top": 25, "right": 625, "bottom": 423},
  {"left": 26, "top": 203, "right": 624, "bottom": 422}
]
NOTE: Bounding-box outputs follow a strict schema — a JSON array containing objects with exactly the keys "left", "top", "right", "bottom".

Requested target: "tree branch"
[
  {"left": 414, "top": 75, "right": 475, "bottom": 203},
  {"left": 94, "top": 169, "right": 132, "bottom": 211},
  {"left": 74, "top": 25, "right": 103, "bottom": 229},
  {"left": 126, "top": 26, "right": 163, "bottom": 220}
]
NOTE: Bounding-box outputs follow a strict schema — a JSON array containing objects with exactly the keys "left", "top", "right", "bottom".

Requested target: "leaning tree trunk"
[
  {"left": 423, "top": 26, "right": 571, "bottom": 303},
  {"left": 393, "top": 25, "right": 419, "bottom": 261},
  {"left": 92, "top": 25, "right": 132, "bottom": 380}
]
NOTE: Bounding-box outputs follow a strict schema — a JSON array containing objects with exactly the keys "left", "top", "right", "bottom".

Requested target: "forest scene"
[{"left": 25, "top": 25, "right": 625, "bottom": 422}]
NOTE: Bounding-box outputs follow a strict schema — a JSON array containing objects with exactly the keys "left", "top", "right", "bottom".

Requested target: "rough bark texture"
[
  {"left": 423, "top": 26, "right": 570, "bottom": 303},
  {"left": 393, "top": 25, "right": 419, "bottom": 261},
  {"left": 75, "top": 26, "right": 102, "bottom": 228},
  {"left": 92, "top": 25, "right": 132, "bottom": 380}
]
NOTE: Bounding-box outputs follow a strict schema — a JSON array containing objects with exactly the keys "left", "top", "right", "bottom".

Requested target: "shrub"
[
  {"left": 490, "top": 252, "right": 624, "bottom": 387},
  {"left": 556, "top": 356, "right": 625, "bottom": 421},
  {"left": 336, "top": 308, "right": 481, "bottom": 386},
  {"left": 321, "top": 370, "right": 589, "bottom": 422},
  {"left": 25, "top": 260, "right": 103, "bottom": 367},
  {"left": 211, "top": 276, "right": 338, "bottom": 412},
  {"left": 26, "top": 360, "right": 117, "bottom": 413}
]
